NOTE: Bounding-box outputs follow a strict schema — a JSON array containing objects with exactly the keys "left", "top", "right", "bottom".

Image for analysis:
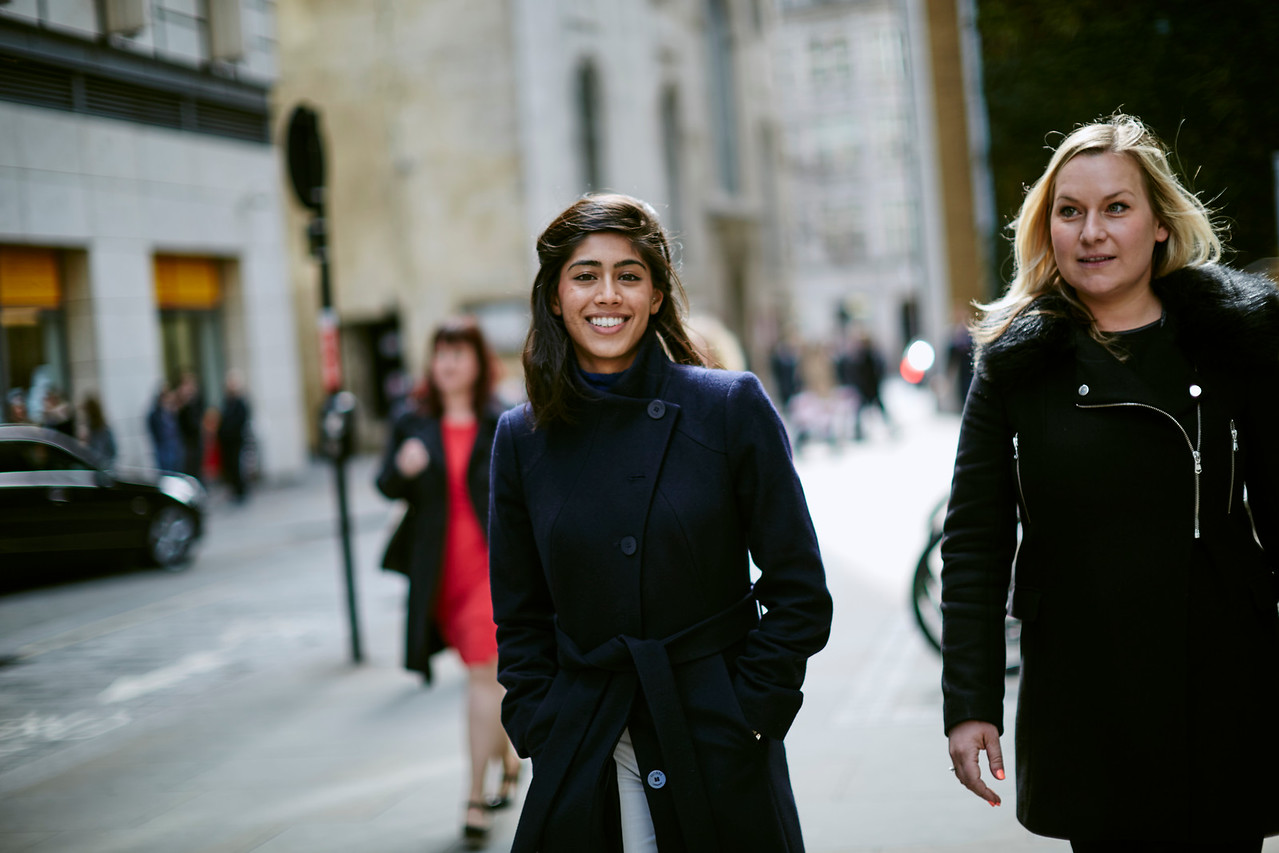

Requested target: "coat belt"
[{"left": 512, "top": 592, "right": 760, "bottom": 851}]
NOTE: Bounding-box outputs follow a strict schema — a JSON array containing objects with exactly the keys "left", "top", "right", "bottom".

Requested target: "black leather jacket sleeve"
[{"left": 940, "top": 374, "right": 1020, "bottom": 735}]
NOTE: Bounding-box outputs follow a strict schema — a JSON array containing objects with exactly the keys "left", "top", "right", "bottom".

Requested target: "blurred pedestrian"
[
  {"left": 945, "top": 309, "right": 975, "bottom": 410},
  {"left": 201, "top": 405, "right": 220, "bottom": 484},
  {"left": 176, "top": 371, "right": 204, "bottom": 482},
  {"left": 842, "top": 329, "right": 894, "bottom": 441},
  {"left": 768, "top": 328, "right": 803, "bottom": 410},
  {"left": 217, "top": 369, "right": 252, "bottom": 503},
  {"left": 147, "top": 383, "right": 183, "bottom": 472},
  {"left": 941, "top": 114, "right": 1279, "bottom": 851},
  {"left": 374, "top": 318, "right": 517, "bottom": 849},
  {"left": 489, "top": 194, "right": 832, "bottom": 852},
  {"left": 79, "top": 393, "right": 116, "bottom": 467},
  {"left": 4, "top": 388, "right": 30, "bottom": 424},
  {"left": 41, "top": 387, "right": 75, "bottom": 436}
]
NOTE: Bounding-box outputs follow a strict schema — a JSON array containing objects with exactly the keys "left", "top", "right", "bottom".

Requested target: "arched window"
[
  {"left": 576, "top": 59, "right": 603, "bottom": 191},
  {"left": 706, "top": 0, "right": 739, "bottom": 194}
]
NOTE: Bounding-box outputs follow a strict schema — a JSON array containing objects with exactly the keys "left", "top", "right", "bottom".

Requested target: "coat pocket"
[
  {"left": 523, "top": 671, "right": 570, "bottom": 760},
  {"left": 690, "top": 654, "right": 762, "bottom": 747}
]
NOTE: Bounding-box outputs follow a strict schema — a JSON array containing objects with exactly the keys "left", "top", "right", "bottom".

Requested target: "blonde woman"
[{"left": 941, "top": 114, "right": 1279, "bottom": 851}]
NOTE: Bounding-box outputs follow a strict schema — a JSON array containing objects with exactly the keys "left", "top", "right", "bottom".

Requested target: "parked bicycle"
[{"left": 911, "top": 496, "right": 1022, "bottom": 675}]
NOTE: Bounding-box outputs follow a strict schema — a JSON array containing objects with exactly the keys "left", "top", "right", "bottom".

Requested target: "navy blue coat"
[
  {"left": 489, "top": 334, "right": 832, "bottom": 852},
  {"left": 376, "top": 409, "right": 497, "bottom": 681},
  {"left": 942, "top": 265, "right": 1279, "bottom": 842}
]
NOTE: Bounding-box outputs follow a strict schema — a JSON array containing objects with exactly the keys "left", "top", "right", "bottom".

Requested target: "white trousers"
[{"left": 613, "top": 728, "right": 658, "bottom": 853}]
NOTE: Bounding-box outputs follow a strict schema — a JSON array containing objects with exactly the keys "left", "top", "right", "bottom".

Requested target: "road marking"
[
  {"left": 96, "top": 617, "right": 327, "bottom": 705},
  {"left": 98, "top": 650, "right": 230, "bottom": 704},
  {"left": 0, "top": 710, "right": 132, "bottom": 756}
]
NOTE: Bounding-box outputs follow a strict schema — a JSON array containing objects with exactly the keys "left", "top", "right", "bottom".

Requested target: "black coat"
[
  {"left": 489, "top": 335, "right": 833, "bottom": 852},
  {"left": 942, "top": 264, "right": 1279, "bottom": 842},
  {"left": 376, "top": 409, "right": 496, "bottom": 681},
  {"left": 217, "top": 394, "right": 249, "bottom": 448}
]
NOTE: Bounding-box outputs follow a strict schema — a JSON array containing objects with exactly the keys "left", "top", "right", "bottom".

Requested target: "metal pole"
[
  {"left": 315, "top": 200, "right": 363, "bottom": 664},
  {"left": 331, "top": 417, "right": 362, "bottom": 664}
]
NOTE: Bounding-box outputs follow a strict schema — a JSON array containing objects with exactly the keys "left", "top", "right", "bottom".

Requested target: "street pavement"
[{"left": 0, "top": 383, "right": 1272, "bottom": 852}]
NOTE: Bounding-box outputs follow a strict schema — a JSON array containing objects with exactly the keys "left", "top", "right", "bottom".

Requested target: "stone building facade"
[
  {"left": 772, "top": 0, "right": 945, "bottom": 355},
  {"left": 0, "top": 0, "right": 306, "bottom": 479},
  {"left": 274, "top": 0, "right": 789, "bottom": 444}
]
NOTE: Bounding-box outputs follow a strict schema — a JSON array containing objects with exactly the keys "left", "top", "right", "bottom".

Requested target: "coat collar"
[
  {"left": 977, "top": 263, "right": 1279, "bottom": 389},
  {"left": 570, "top": 330, "right": 674, "bottom": 403}
]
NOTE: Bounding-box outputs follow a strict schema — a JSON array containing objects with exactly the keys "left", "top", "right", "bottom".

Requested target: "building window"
[
  {"left": 875, "top": 28, "right": 906, "bottom": 82},
  {"left": 0, "top": 246, "right": 69, "bottom": 422},
  {"left": 706, "top": 0, "right": 739, "bottom": 194},
  {"left": 819, "top": 201, "right": 867, "bottom": 265},
  {"left": 154, "top": 255, "right": 226, "bottom": 406},
  {"left": 808, "top": 36, "right": 851, "bottom": 92},
  {"left": 576, "top": 59, "right": 603, "bottom": 191}
]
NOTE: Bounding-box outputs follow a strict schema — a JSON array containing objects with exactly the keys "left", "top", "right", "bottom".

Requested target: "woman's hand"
[
  {"left": 947, "top": 719, "right": 1005, "bottom": 806},
  {"left": 395, "top": 437, "right": 430, "bottom": 478}
]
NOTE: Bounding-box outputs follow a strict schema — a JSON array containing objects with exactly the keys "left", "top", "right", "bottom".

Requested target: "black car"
[{"left": 0, "top": 425, "right": 205, "bottom": 570}]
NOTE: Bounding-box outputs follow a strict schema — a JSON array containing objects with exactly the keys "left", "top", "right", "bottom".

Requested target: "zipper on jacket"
[
  {"left": 1077, "top": 401, "right": 1202, "bottom": 538},
  {"left": 1228, "top": 419, "right": 1238, "bottom": 515},
  {"left": 1012, "top": 433, "right": 1029, "bottom": 525}
]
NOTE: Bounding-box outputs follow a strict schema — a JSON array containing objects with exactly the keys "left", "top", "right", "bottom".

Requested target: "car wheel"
[{"left": 146, "top": 505, "right": 196, "bottom": 568}]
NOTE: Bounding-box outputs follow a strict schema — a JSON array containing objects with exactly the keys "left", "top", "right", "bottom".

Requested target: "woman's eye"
[
  {"left": 1107, "top": 202, "right": 1129, "bottom": 213},
  {"left": 572, "top": 272, "right": 596, "bottom": 281},
  {"left": 1058, "top": 205, "right": 1078, "bottom": 218},
  {"left": 619, "top": 272, "right": 641, "bottom": 282}
]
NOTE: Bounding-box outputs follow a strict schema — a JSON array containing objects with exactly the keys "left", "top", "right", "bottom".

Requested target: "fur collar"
[{"left": 976, "top": 264, "right": 1279, "bottom": 388}]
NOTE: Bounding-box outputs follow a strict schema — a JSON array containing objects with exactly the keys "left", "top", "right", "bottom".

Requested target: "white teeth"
[{"left": 588, "top": 317, "right": 625, "bottom": 328}]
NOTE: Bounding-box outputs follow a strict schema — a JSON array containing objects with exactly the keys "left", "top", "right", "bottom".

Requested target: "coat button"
[
  {"left": 619, "top": 536, "right": 637, "bottom": 556},
  {"left": 646, "top": 769, "right": 666, "bottom": 789},
  {"left": 1078, "top": 384, "right": 1089, "bottom": 396},
  {"left": 647, "top": 400, "right": 666, "bottom": 419},
  {"left": 1189, "top": 384, "right": 1202, "bottom": 398}
]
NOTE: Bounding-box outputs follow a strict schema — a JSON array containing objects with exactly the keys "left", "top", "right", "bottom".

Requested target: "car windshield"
[{"left": 0, "top": 441, "right": 94, "bottom": 473}]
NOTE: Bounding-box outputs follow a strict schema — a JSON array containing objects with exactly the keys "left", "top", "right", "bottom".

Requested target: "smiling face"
[
  {"left": 1050, "top": 151, "right": 1170, "bottom": 320},
  {"left": 552, "top": 231, "right": 663, "bottom": 373}
]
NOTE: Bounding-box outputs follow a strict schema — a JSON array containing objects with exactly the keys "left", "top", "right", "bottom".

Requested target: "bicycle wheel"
[
  {"left": 911, "top": 508, "right": 1023, "bottom": 676},
  {"left": 911, "top": 528, "right": 945, "bottom": 654}
]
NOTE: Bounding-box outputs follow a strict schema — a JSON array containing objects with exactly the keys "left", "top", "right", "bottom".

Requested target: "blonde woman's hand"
[
  {"left": 395, "top": 437, "right": 429, "bottom": 479},
  {"left": 947, "top": 719, "right": 1005, "bottom": 806}
]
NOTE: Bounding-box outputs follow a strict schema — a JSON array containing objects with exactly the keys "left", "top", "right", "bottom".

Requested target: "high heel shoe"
[
  {"left": 462, "top": 801, "right": 490, "bottom": 849},
  {"left": 487, "top": 765, "right": 521, "bottom": 810}
]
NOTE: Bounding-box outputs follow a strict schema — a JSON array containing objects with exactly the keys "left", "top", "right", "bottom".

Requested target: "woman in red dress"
[{"left": 376, "top": 319, "right": 519, "bottom": 848}]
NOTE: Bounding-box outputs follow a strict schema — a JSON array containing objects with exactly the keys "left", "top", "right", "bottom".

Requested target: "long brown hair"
[
  {"left": 523, "top": 193, "right": 704, "bottom": 427},
  {"left": 415, "top": 317, "right": 496, "bottom": 420}
]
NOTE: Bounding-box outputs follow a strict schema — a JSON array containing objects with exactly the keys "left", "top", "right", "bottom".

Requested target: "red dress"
[{"left": 434, "top": 419, "right": 499, "bottom": 665}]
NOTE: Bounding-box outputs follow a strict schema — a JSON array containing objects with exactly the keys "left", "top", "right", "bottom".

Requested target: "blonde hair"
[{"left": 973, "top": 114, "right": 1222, "bottom": 347}]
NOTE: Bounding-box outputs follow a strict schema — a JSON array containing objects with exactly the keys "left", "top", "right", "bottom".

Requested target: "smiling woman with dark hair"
[{"left": 489, "top": 193, "right": 832, "bottom": 852}]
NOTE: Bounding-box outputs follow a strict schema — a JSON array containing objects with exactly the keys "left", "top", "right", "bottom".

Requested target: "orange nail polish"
[{"left": 995, "top": 769, "right": 1006, "bottom": 781}]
